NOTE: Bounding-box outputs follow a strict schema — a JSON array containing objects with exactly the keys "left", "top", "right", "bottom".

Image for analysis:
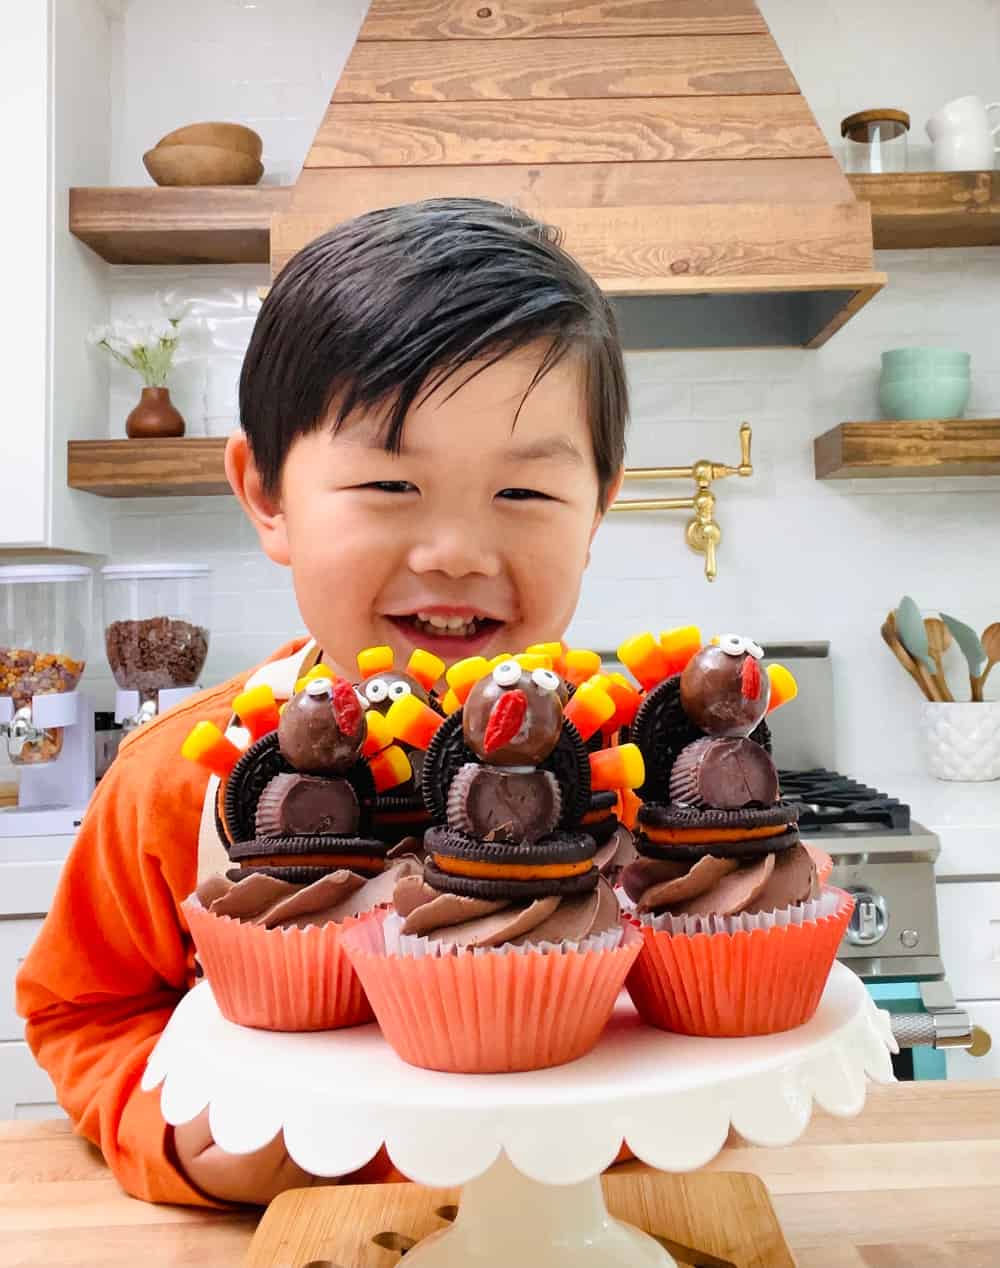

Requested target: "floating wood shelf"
[
  {"left": 69, "top": 187, "right": 291, "bottom": 265},
  {"left": 814, "top": 418, "right": 1000, "bottom": 479},
  {"left": 68, "top": 438, "right": 229, "bottom": 496},
  {"left": 847, "top": 170, "right": 1000, "bottom": 250}
]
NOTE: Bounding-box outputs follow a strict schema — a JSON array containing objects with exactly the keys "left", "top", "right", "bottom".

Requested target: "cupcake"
[
  {"left": 618, "top": 630, "right": 853, "bottom": 1037},
  {"left": 343, "top": 653, "right": 645, "bottom": 1072},
  {"left": 181, "top": 670, "right": 419, "bottom": 1030}
]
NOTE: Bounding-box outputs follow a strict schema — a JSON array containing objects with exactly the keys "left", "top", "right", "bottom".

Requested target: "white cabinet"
[
  {"left": 937, "top": 882, "right": 1000, "bottom": 1000},
  {"left": 0, "top": 1042, "right": 63, "bottom": 1120},
  {"left": 0, "top": 1, "right": 110, "bottom": 552}
]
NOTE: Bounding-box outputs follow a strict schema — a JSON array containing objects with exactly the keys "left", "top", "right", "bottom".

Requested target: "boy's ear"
[
  {"left": 592, "top": 467, "right": 625, "bottom": 539},
  {"left": 225, "top": 432, "right": 290, "bottom": 566}
]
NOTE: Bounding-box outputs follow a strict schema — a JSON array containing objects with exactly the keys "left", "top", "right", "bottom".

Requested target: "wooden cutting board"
[{"left": 245, "top": 1170, "right": 794, "bottom": 1268}]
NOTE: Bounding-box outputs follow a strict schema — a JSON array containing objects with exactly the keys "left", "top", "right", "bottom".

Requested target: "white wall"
[{"left": 73, "top": 0, "right": 1000, "bottom": 781}]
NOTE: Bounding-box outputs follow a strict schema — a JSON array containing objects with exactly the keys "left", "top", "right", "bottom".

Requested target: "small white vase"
[{"left": 921, "top": 701, "right": 1000, "bottom": 782}]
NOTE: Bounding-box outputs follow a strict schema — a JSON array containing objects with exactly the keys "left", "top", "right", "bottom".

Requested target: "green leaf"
[
  {"left": 941, "top": 613, "right": 987, "bottom": 677},
  {"left": 896, "top": 596, "right": 934, "bottom": 671}
]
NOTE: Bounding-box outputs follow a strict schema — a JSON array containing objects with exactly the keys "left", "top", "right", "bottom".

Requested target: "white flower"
[
  {"left": 151, "top": 318, "right": 178, "bottom": 342},
  {"left": 86, "top": 324, "right": 111, "bottom": 346},
  {"left": 158, "top": 294, "right": 189, "bottom": 323}
]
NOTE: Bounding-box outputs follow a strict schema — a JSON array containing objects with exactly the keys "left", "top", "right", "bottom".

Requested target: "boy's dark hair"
[{"left": 240, "top": 197, "right": 628, "bottom": 507}]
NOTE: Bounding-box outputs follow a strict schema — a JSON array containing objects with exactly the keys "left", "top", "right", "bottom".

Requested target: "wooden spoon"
[
  {"left": 882, "top": 617, "right": 936, "bottom": 701},
  {"left": 924, "top": 617, "right": 954, "bottom": 702},
  {"left": 973, "top": 623, "right": 1000, "bottom": 701}
]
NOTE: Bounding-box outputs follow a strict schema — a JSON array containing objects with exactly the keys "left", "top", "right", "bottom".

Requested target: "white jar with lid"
[
  {"left": 0, "top": 564, "right": 92, "bottom": 764},
  {"left": 101, "top": 564, "right": 211, "bottom": 719}
]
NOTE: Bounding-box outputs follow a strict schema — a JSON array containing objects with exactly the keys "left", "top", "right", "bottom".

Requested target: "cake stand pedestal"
[{"left": 143, "top": 962, "right": 894, "bottom": 1268}]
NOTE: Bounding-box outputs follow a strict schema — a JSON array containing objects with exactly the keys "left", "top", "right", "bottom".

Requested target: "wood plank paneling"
[
  {"left": 272, "top": 203, "right": 874, "bottom": 281},
  {"left": 292, "top": 158, "right": 854, "bottom": 214},
  {"left": 848, "top": 170, "right": 1000, "bottom": 250},
  {"left": 356, "top": 0, "right": 768, "bottom": 40},
  {"left": 306, "top": 97, "right": 829, "bottom": 168},
  {"left": 814, "top": 419, "right": 1000, "bottom": 479},
  {"left": 69, "top": 186, "right": 290, "bottom": 265},
  {"left": 67, "top": 439, "right": 229, "bottom": 497},
  {"left": 334, "top": 34, "right": 795, "bottom": 101}
]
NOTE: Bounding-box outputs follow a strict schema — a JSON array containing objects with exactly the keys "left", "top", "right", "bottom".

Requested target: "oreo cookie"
[
  {"left": 639, "top": 803, "right": 797, "bottom": 831},
  {"left": 371, "top": 791, "right": 432, "bottom": 845},
  {"left": 424, "top": 826, "right": 598, "bottom": 900},
  {"left": 228, "top": 834, "right": 389, "bottom": 884},
  {"left": 421, "top": 710, "right": 591, "bottom": 829},
  {"left": 581, "top": 790, "right": 620, "bottom": 846},
  {"left": 636, "top": 826, "right": 801, "bottom": 861},
  {"left": 637, "top": 802, "right": 800, "bottom": 861},
  {"left": 630, "top": 675, "right": 771, "bottom": 803},
  {"left": 222, "top": 731, "right": 377, "bottom": 846}
]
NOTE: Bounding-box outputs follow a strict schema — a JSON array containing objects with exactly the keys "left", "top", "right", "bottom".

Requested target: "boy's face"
[{"left": 234, "top": 343, "right": 620, "bottom": 678}]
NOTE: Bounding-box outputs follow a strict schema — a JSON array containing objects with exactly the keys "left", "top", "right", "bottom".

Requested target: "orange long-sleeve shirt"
[{"left": 15, "top": 638, "right": 396, "bottom": 1205}]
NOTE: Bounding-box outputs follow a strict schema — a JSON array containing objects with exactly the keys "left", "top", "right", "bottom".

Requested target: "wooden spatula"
[
  {"left": 974, "top": 623, "right": 1000, "bottom": 701},
  {"left": 924, "top": 617, "right": 954, "bottom": 702}
]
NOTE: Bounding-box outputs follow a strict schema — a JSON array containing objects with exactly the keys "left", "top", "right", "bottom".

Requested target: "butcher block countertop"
[{"left": 2, "top": 1082, "right": 998, "bottom": 1267}]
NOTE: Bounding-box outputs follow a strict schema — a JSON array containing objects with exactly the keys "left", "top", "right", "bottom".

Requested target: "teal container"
[
  {"left": 881, "top": 347, "right": 971, "bottom": 374},
  {"left": 879, "top": 348, "right": 971, "bottom": 420}
]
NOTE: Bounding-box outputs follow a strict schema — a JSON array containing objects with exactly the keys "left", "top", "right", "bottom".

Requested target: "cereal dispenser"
[
  {"left": 0, "top": 564, "right": 95, "bottom": 826},
  {"left": 101, "top": 564, "right": 211, "bottom": 729}
]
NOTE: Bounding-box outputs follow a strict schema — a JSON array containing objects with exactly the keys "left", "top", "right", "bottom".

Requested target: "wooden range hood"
[{"left": 275, "top": 0, "right": 885, "bottom": 349}]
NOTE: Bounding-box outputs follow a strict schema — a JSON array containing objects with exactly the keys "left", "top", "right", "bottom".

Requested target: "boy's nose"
[{"left": 407, "top": 522, "right": 502, "bottom": 579}]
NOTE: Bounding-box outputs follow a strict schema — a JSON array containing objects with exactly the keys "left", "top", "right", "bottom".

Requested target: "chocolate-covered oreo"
[
  {"left": 669, "top": 736, "right": 779, "bottom": 809},
  {"left": 679, "top": 644, "right": 770, "bottom": 737},
  {"left": 255, "top": 772, "right": 360, "bottom": 837},
  {"left": 228, "top": 834, "right": 389, "bottom": 884},
  {"left": 446, "top": 763, "right": 562, "bottom": 843}
]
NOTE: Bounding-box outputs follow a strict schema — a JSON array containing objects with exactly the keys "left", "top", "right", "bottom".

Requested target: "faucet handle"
[
  {"left": 711, "top": 423, "right": 753, "bottom": 481},
  {"left": 686, "top": 516, "right": 722, "bottom": 583}
]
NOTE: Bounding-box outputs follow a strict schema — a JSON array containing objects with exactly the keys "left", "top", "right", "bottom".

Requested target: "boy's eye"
[
  {"left": 496, "top": 488, "right": 552, "bottom": 501},
  {"left": 360, "top": 481, "right": 418, "bottom": 494}
]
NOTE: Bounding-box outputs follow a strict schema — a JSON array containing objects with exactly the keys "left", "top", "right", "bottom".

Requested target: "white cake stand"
[{"left": 143, "top": 962, "right": 894, "bottom": 1267}]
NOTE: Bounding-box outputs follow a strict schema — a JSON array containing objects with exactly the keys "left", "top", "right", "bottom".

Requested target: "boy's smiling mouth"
[{"left": 384, "top": 607, "right": 505, "bottom": 657}]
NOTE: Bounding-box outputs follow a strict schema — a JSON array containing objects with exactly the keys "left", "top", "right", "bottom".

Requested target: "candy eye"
[
  {"left": 388, "top": 680, "right": 412, "bottom": 701},
  {"left": 305, "top": 676, "right": 333, "bottom": 698},
  {"left": 492, "top": 659, "right": 522, "bottom": 687},
  {"left": 719, "top": 634, "right": 748, "bottom": 657},
  {"left": 365, "top": 679, "right": 389, "bottom": 703},
  {"left": 746, "top": 640, "right": 764, "bottom": 661},
  {"left": 531, "top": 668, "right": 560, "bottom": 693}
]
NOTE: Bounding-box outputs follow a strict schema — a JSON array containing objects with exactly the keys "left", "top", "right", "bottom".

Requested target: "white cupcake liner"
[
  {"left": 383, "top": 911, "right": 625, "bottom": 959},
  {"left": 616, "top": 886, "right": 844, "bottom": 936}
]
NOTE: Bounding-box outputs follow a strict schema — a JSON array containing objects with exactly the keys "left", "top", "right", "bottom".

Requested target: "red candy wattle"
[
  {"left": 483, "top": 689, "right": 527, "bottom": 754},
  {"left": 741, "top": 656, "right": 762, "bottom": 701},
  {"left": 331, "top": 678, "right": 364, "bottom": 735}
]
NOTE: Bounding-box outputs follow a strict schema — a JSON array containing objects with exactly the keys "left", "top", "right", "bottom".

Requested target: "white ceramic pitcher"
[{"left": 926, "top": 95, "right": 1000, "bottom": 170}]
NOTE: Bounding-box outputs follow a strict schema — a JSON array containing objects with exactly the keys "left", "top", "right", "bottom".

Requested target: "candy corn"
[
  {"left": 362, "top": 709, "right": 393, "bottom": 756},
  {"left": 514, "top": 653, "right": 554, "bottom": 672},
  {"left": 525, "top": 642, "right": 566, "bottom": 674},
  {"left": 589, "top": 743, "right": 645, "bottom": 793},
  {"left": 385, "top": 693, "right": 444, "bottom": 751},
  {"left": 617, "top": 632, "right": 671, "bottom": 690},
  {"left": 232, "top": 684, "right": 280, "bottom": 742},
  {"left": 441, "top": 688, "right": 462, "bottom": 715},
  {"left": 563, "top": 648, "right": 602, "bottom": 686},
  {"left": 369, "top": 744, "right": 412, "bottom": 793},
  {"left": 766, "top": 663, "right": 798, "bottom": 713},
  {"left": 407, "top": 648, "right": 446, "bottom": 693},
  {"left": 619, "top": 786, "right": 642, "bottom": 830},
  {"left": 181, "top": 721, "right": 242, "bottom": 779},
  {"left": 603, "top": 672, "right": 642, "bottom": 730},
  {"left": 357, "top": 646, "right": 394, "bottom": 679},
  {"left": 658, "top": 626, "right": 702, "bottom": 677},
  {"left": 294, "top": 663, "right": 338, "bottom": 694},
  {"left": 563, "top": 680, "right": 616, "bottom": 742},
  {"left": 445, "top": 656, "right": 490, "bottom": 704}
]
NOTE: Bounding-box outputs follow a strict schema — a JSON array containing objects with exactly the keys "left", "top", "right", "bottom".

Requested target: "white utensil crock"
[
  {"left": 922, "top": 701, "right": 1000, "bottom": 781},
  {"left": 926, "top": 95, "right": 1000, "bottom": 170}
]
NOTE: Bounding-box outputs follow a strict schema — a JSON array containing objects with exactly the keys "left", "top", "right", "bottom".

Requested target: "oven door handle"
[{"left": 890, "top": 1008, "right": 992, "bottom": 1056}]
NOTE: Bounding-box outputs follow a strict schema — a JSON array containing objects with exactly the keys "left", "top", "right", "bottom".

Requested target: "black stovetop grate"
[{"left": 778, "top": 768, "right": 911, "bottom": 832}]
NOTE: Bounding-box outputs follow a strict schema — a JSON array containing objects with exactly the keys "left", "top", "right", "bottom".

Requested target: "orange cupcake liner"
[
  {"left": 625, "top": 887, "right": 854, "bottom": 1037},
  {"left": 184, "top": 899, "right": 377, "bottom": 1032},
  {"left": 342, "top": 909, "right": 643, "bottom": 1073}
]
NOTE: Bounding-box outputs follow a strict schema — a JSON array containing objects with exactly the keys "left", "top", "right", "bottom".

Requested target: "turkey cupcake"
[
  {"left": 181, "top": 668, "right": 420, "bottom": 1031},
  {"left": 342, "top": 653, "right": 645, "bottom": 1072},
  {"left": 618, "top": 630, "right": 853, "bottom": 1037}
]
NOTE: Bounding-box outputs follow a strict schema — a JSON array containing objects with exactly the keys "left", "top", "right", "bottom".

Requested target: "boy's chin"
[{"left": 383, "top": 615, "right": 507, "bottom": 663}]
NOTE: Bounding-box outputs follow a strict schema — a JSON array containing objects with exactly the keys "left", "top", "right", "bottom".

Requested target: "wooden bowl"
[
  {"left": 143, "top": 143, "right": 263, "bottom": 187},
  {"left": 156, "top": 121, "right": 263, "bottom": 162}
]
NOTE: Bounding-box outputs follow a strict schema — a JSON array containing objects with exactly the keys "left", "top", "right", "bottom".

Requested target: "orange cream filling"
[
  {"left": 241, "top": 853, "right": 384, "bottom": 871},
  {"left": 644, "top": 823, "right": 786, "bottom": 845},
  {"left": 581, "top": 808, "right": 612, "bottom": 826},
  {"left": 432, "top": 854, "right": 594, "bottom": 882}
]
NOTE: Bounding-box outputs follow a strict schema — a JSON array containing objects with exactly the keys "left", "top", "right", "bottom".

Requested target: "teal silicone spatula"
[
  {"left": 941, "top": 613, "right": 988, "bottom": 701},
  {"left": 896, "top": 597, "right": 944, "bottom": 701}
]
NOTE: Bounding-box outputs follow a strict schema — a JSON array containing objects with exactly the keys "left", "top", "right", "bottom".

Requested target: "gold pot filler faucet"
[{"left": 609, "top": 423, "right": 753, "bottom": 582}]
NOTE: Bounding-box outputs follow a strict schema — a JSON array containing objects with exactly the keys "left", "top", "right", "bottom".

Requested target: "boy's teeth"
[{"left": 411, "top": 612, "right": 484, "bottom": 639}]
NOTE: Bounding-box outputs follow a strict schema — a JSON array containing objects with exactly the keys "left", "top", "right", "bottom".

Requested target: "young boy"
[{"left": 16, "top": 197, "right": 629, "bottom": 1207}]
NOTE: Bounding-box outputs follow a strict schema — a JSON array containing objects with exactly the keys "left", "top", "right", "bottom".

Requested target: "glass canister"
[
  {"left": 102, "top": 564, "right": 211, "bottom": 702},
  {"left": 841, "top": 109, "right": 910, "bottom": 173},
  {"left": 0, "top": 564, "right": 92, "bottom": 764}
]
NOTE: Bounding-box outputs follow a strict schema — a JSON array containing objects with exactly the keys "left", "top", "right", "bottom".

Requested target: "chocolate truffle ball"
[
  {"left": 464, "top": 662, "right": 563, "bottom": 767},
  {"left": 358, "top": 670, "right": 430, "bottom": 717},
  {"left": 680, "top": 643, "right": 771, "bottom": 737},
  {"left": 278, "top": 677, "right": 366, "bottom": 774}
]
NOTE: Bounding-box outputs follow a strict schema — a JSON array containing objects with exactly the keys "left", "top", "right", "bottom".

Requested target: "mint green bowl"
[
  {"left": 878, "top": 375, "right": 971, "bottom": 420},
  {"left": 881, "top": 348, "right": 971, "bottom": 374}
]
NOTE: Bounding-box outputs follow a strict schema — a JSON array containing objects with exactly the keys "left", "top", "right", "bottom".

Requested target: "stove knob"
[
  {"left": 900, "top": 929, "right": 920, "bottom": 949},
  {"left": 846, "top": 889, "right": 888, "bottom": 946}
]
